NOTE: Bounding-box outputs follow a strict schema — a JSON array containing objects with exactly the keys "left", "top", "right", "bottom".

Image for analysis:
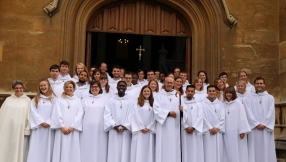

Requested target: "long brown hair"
[
  {"left": 137, "top": 85, "right": 154, "bottom": 107},
  {"left": 174, "top": 77, "right": 184, "bottom": 95},
  {"left": 193, "top": 77, "right": 203, "bottom": 91},
  {"left": 214, "top": 78, "right": 226, "bottom": 100},
  {"left": 89, "top": 80, "right": 103, "bottom": 94},
  {"left": 148, "top": 79, "right": 159, "bottom": 92},
  {"left": 35, "top": 79, "right": 55, "bottom": 108},
  {"left": 74, "top": 63, "right": 88, "bottom": 76},
  {"left": 100, "top": 74, "right": 110, "bottom": 93}
]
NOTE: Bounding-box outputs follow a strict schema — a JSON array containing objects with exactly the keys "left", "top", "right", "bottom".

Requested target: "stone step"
[{"left": 277, "top": 158, "right": 285, "bottom": 162}]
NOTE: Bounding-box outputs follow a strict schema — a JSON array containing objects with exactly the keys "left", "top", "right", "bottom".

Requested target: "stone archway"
[{"left": 58, "top": 0, "right": 225, "bottom": 82}]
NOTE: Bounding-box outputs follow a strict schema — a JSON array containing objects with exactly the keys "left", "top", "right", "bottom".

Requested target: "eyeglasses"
[
  {"left": 125, "top": 77, "right": 132, "bottom": 80},
  {"left": 91, "top": 86, "right": 99, "bottom": 89}
]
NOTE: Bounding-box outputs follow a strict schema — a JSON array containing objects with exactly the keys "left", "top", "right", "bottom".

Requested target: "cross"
[
  {"left": 228, "top": 112, "right": 230, "bottom": 115},
  {"left": 136, "top": 45, "right": 145, "bottom": 61},
  {"left": 170, "top": 98, "right": 172, "bottom": 102},
  {"left": 43, "top": 101, "right": 45, "bottom": 104}
]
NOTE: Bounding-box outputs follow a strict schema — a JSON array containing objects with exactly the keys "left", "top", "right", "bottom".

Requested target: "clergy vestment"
[
  {"left": 108, "top": 78, "right": 121, "bottom": 93},
  {"left": 48, "top": 78, "right": 64, "bottom": 98},
  {"left": 0, "top": 94, "right": 31, "bottom": 162},
  {"left": 244, "top": 91, "right": 276, "bottom": 162},
  {"left": 72, "top": 75, "right": 79, "bottom": 83},
  {"left": 104, "top": 94, "right": 133, "bottom": 162},
  {"left": 153, "top": 90, "right": 181, "bottom": 162},
  {"left": 201, "top": 97, "right": 225, "bottom": 162},
  {"left": 181, "top": 97, "right": 204, "bottom": 162},
  {"left": 131, "top": 100, "right": 156, "bottom": 162},
  {"left": 80, "top": 94, "right": 109, "bottom": 162},
  {"left": 194, "top": 90, "right": 207, "bottom": 102},
  {"left": 74, "top": 82, "right": 90, "bottom": 99},
  {"left": 236, "top": 91, "right": 250, "bottom": 105},
  {"left": 125, "top": 84, "right": 141, "bottom": 101},
  {"left": 202, "top": 83, "right": 210, "bottom": 92},
  {"left": 51, "top": 95, "right": 84, "bottom": 162},
  {"left": 222, "top": 99, "right": 251, "bottom": 162},
  {"left": 27, "top": 95, "right": 55, "bottom": 162},
  {"left": 58, "top": 74, "right": 72, "bottom": 82}
]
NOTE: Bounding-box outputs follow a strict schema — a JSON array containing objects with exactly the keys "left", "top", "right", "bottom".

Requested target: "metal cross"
[{"left": 136, "top": 45, "right": 145, "bottom": 61}]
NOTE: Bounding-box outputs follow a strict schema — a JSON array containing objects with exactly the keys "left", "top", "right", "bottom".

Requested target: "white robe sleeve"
[
  {"left": 30, "top": 99, "right": 45, "bottom": 129},
  {"left": 25, "top": 98, "right": 31, "bottom": 135},
  {"left": 182, "top": 104, "right": 189, "bottom": 130},
  {"left": 238, "top": 101, "right": 251, "bottom": 134},
  {"left": 104, "top": 99, "right": 116, "bottom": 132},
  {"left": 123, "top": 101, "right": 133, "bottom": 132},
  {"left": 131, "top": 104, "right": 145, "bottom": 134},
  {"left": 51, "top": 99, "right": 65, "bottom": 129},
  {"left": 244, "top": 98, "right": 260, "bottom": 129},
  {"left": 261, "top": 96, "right": 275, "bottom": 131},
  {"left": 215, "top": 106, "right": 225, "bottom": 133},
  {"left": 202, "top": 106, "right": 213, "bottom": 133},
  {"left": 70, "top": 99, "right": 84, "bottom": 131},
  {"left": 153, "top": 96, "right": 169, "bottom": 125},
  {"left": 192, "top": 103, "right": 204, "bottom": 134}
]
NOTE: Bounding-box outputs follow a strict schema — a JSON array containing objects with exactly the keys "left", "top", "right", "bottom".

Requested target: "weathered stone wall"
[
  {"left": 0, "top": 0, "right": 283, "bottom": 102},
  {"left": 0, "top": 0, "right": 62, "bottom": 92},
  {"left": 280, "top": 0, "right": 286, "bottom": 101},
  {"left": 221, "top": 0, "right": 280, "bottom": 100}
]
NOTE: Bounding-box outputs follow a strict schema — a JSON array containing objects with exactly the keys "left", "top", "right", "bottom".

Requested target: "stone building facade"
[{"left": 0, "top": 0, "right": 286, "bottom": 160}]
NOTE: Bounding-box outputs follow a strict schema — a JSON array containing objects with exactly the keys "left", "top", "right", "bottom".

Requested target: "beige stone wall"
[
  {"left": 0, "top": 0, "right": 62, "bottom": 92},
  {"left": 0, "top": 0, "right": 283, "bottom": 102},
  {"left": 221, "top": 0, "right": 280, "bottom": 100},
  {"left": 280, "top": 0, "right": 286, "bottom": 101}
]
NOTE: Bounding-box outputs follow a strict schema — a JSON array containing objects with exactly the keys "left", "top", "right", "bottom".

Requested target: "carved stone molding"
[
  {"left": 218, "top": 0, "right": 237, "bottom": 28},
  {"left": 43, "top": 0, "right": 60, "bottom": 17}
]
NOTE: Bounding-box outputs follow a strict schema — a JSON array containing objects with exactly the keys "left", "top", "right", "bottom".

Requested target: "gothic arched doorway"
[{"left": 85, "top": 0, "right": 192, "bottom": 76}]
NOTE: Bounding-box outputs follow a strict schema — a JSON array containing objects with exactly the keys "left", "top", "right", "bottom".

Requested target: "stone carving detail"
[
  {"left": 43, "top": 0, "right": 60, "bottom": 17},
  {"left": 93, "top": 13, "right": 103, "bottom": 30},
  {"left": 86, "top": 1, "right": 190, "bottom": 36},
  {"left": 107, "top": 7, "right": 120, "bottom": 31},
  {"left": 123, "top": 3, "right": 136, "bottom": 32},
  {"left": 145, "top": 4, "right": 156, "bottom": 33},
  {"left": 176, "top": 18, "right": 185, "bottom": 34},
  {"left": 220, "top": 0, "right": 237, "bottom": 28},
  {"left": 160, "top": 10, "right": 171, "bottom": 34}
]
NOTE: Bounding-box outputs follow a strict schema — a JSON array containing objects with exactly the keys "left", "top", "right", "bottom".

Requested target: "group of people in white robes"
[{"left": 0, "top": 60, "right": 277, "bottom": 162}]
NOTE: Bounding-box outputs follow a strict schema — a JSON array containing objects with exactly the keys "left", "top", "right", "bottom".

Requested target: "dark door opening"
[{"left": 89, "top": 32, "right": 187, "bottom": 75}]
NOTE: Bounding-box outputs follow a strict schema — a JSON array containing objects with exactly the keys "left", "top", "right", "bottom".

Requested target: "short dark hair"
[
  {"left": 137, "top": 69, "right": 144, "bottom": 73},
  {"left": 50, "top": 64, "right": 60, "bottom": 71},
  {"left": 112, "top": 65, "right": 121, "bottom": 70},
  {"left": 147, "top": 69, "right": 154, "bottom": 74},
  {"left": 219, "top": 72, "right": 228, "bottom": 78},
  {"left": 124, "top": 71, "right": 132, "bottom": 76},
  {"left": 117, "top": 80, "right": 127, "bottom": 86},
  {"left": 254, "top": 77, "right": 265, "bottom": 84},
  {"left": 186, "top": 85, "right": 195, "bottom": 90},
  {"left": 90, "top": 65, "right": 98, "bottom": 69},
  {"left": 89, "top": 80, "right": 103, "bottom": 94},
  {"left": 59, "top": 60, "right": 69, "bottom": 67},
  {"left": 132, "top": 73, "right": 138, "bottom": 77},
  {"left": 207, "top": 85, "right": 216, "bottom": 91}
]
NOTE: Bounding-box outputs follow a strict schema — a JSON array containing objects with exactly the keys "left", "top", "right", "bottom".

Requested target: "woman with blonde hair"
[
  {"left": 214, "top": 78, "right": 226, "bottom": 102},
  {"left": 193, "top": 77, "right": 207, "bottom": 102},
  {"left": 234, "top": 70, "right": 255, "bottom": 93},
  {"left": 236, "top": 80, "right": 249, "bottom": 104},
  {"left": 0, "top": 80, "right": 31, "bottom": 162},
  {"left": 131, "top": 85, "right": 156, "bottom": 162},
  {"left": 72, "top": 63, "right": 88, "bottom": 82},
  {"left": 51, "top": 81, "right": 84, "bottom": 162},
  {"left": 27, "top": 79, "right": 56, "bottom": 162}
]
